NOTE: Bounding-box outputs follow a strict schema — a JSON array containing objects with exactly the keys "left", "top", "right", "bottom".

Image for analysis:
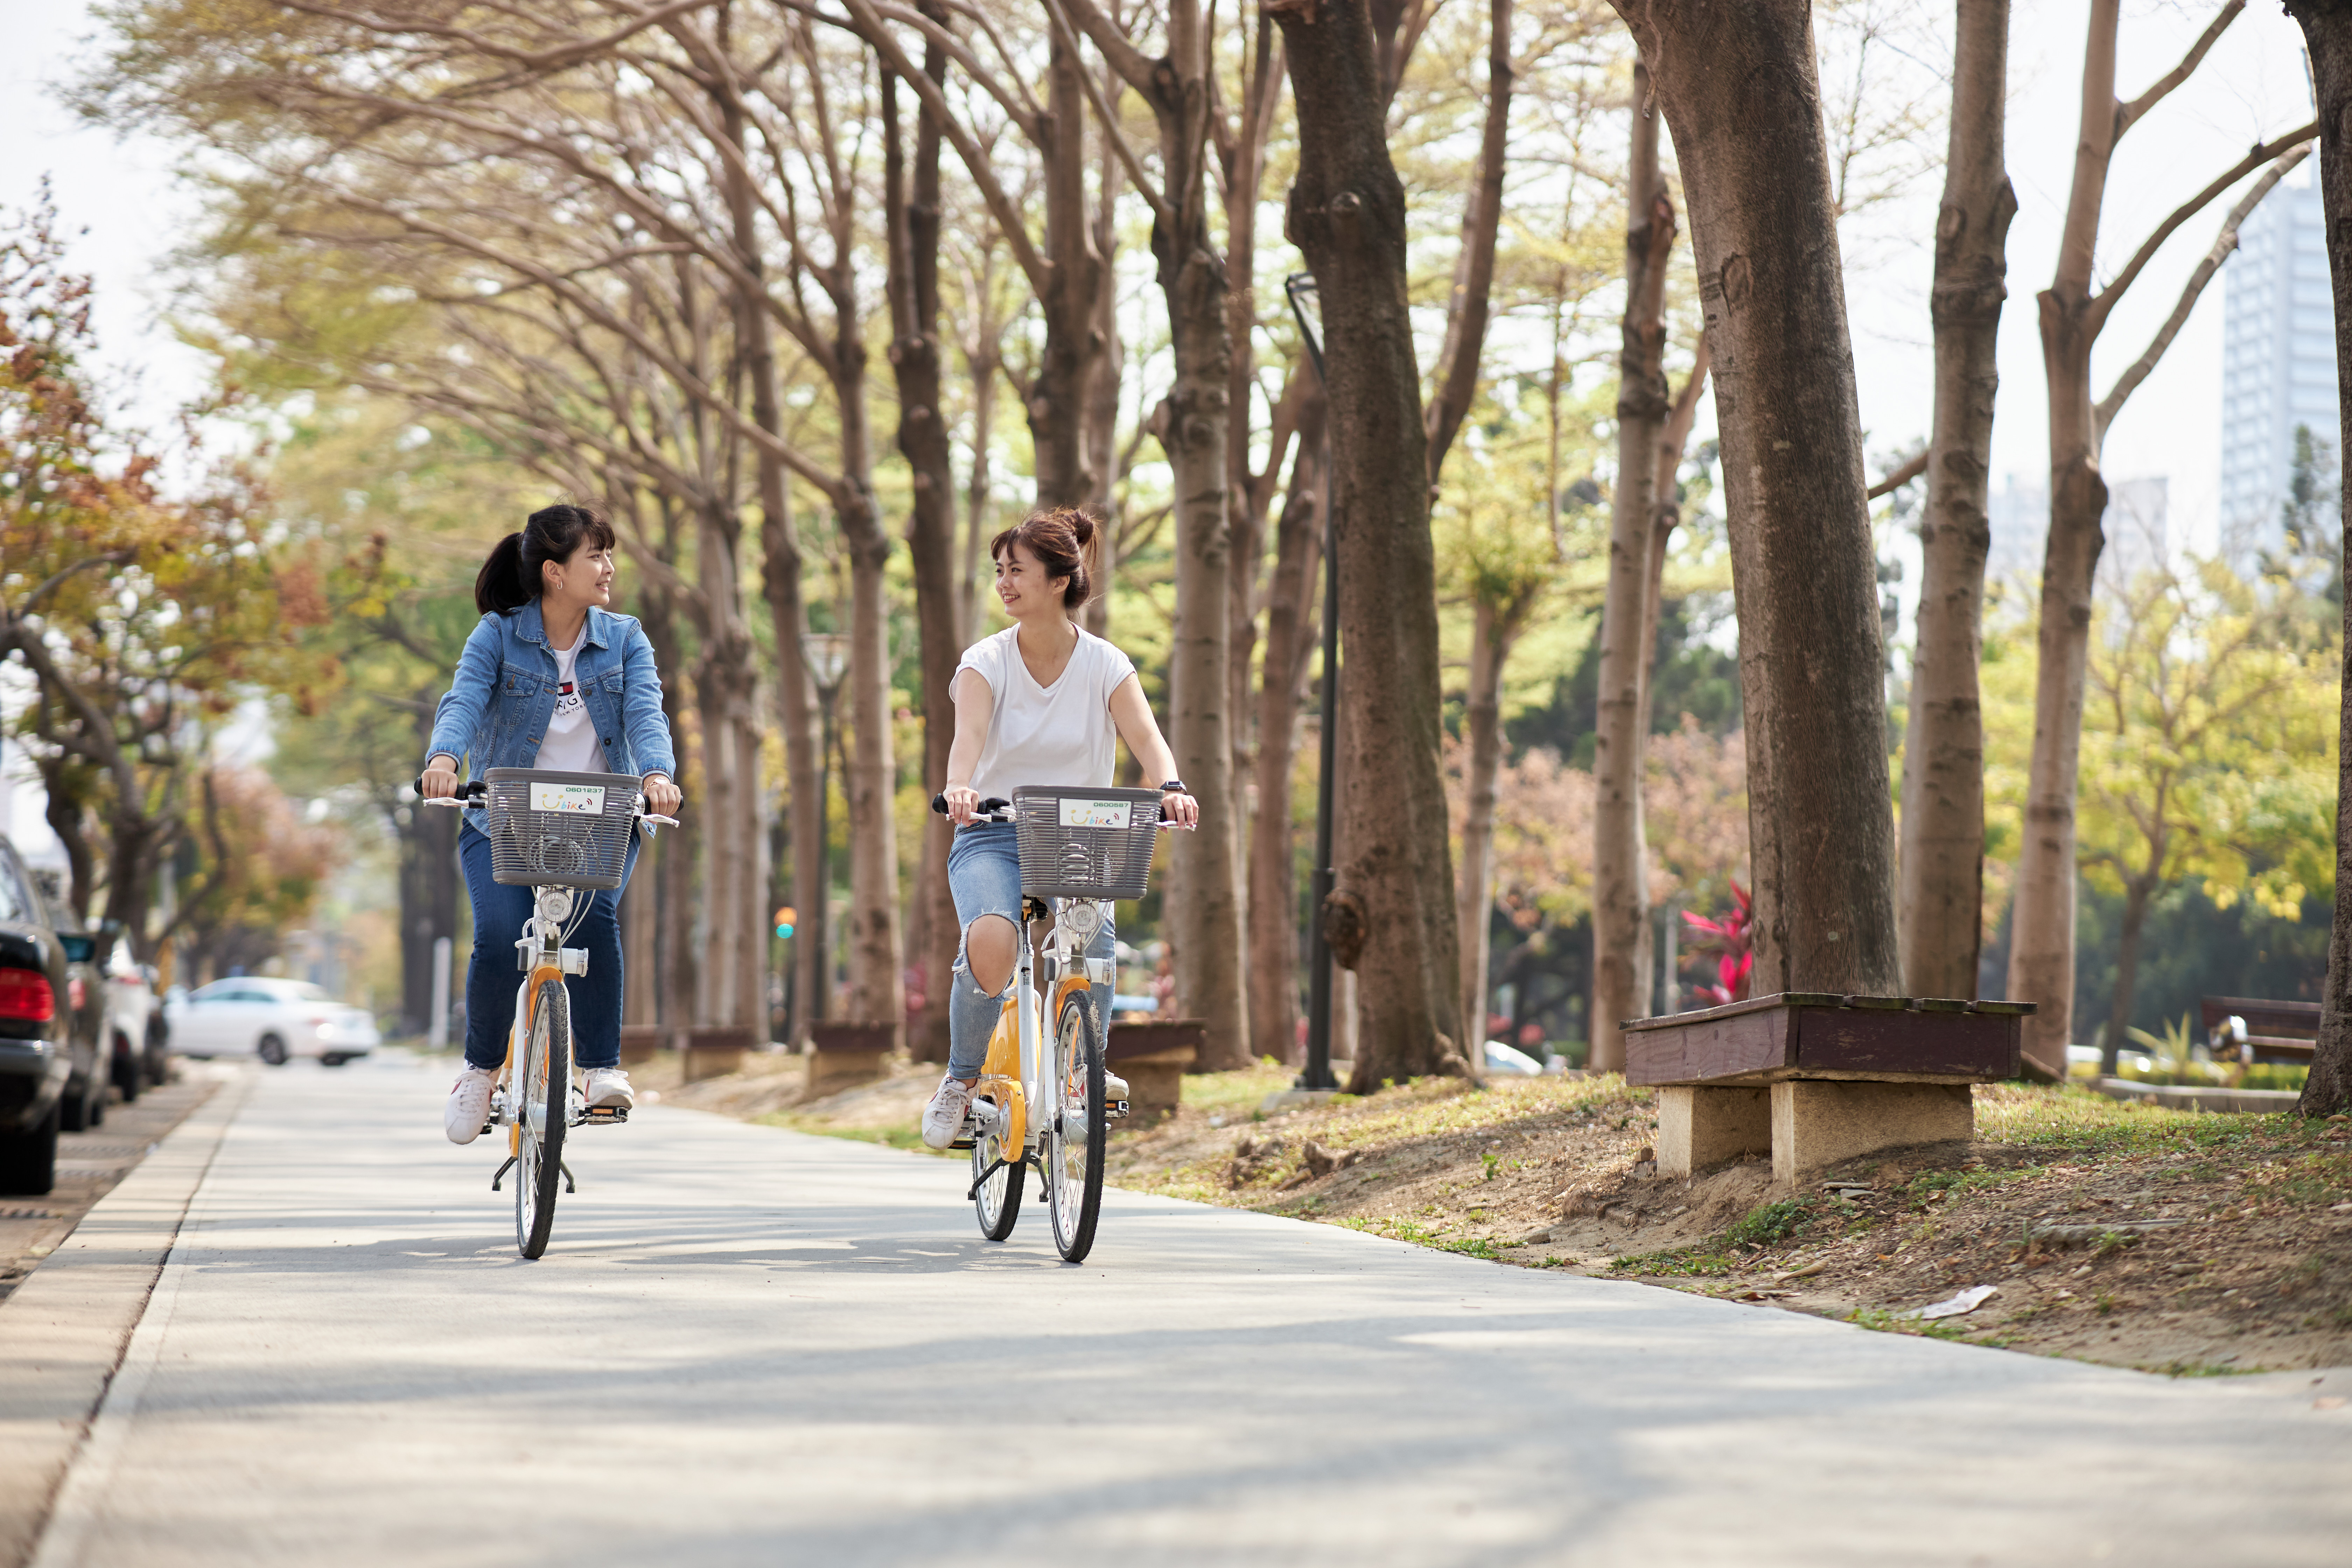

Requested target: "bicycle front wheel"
[
  {"left": 1046, "top": 991, "right": 1106, "bottom": 1263},
  {"left": 514, "top": 976, "right": 570, "bottom": 1259}
]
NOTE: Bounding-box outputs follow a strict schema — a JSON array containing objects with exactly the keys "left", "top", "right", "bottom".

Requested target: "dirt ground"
[{"left": 622, "top": 1049, "right": 2352, "bottom": 1377}]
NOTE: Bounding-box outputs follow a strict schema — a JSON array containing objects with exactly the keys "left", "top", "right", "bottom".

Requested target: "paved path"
[{"left": 13, "top": 1057, "right": 2350, "bottom": 1566}]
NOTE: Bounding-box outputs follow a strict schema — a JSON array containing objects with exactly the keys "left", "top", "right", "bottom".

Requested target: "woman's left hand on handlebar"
[
  {"left": 643, "top": 772, "right": 682, "bottom": 817},
  {"left": 1161, "top": 789, "right": 1199, "bottom": 830}
]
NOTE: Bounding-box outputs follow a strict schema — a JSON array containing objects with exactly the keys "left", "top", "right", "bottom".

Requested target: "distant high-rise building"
[
  {"left": 1980, "top": 472, "right": 2168, "bottom": 590},
  {"left": 2220, "top": 174, "right": 2338, "bottom": 567}
]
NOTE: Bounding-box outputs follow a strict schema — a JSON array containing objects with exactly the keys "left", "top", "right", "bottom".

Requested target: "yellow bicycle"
[{"left": 930, "top": 785, "right": 1166, "bottom": 1262}]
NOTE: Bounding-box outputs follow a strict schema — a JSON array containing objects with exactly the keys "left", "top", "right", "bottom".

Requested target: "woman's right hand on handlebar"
[
  {"left": 421, "top": 756, "right": 461, "bottom": 800},
  {"left": 942, "top": 783, "right": 980, "bottom": 826}
]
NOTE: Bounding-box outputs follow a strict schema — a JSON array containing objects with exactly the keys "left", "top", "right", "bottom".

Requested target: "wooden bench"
[
  {"left": 677, "top": 1024, "right": 756, "bottom": 1083},
  {"left": 2198, "top": 996, "right": 2319, "bottom": 1064},
  {"left": 617, "top": 1024, "right": 663, "bottom": 1068},
  {"left": 1107, "top": 1019, "right": 1203, "bottom": 1122},
  {"left": 1623, "top": 993, "right": 2031, "bottom": 1182},
  {"left": 806, "top": 1020, "right": 896, "bottom": 1094}
]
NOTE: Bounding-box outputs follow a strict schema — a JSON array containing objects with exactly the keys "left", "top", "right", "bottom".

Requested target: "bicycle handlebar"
[
  {"left": 929, "top": 791, "right": 1192, "bottom": 830},
  {"left": 414, "top": 776, "right": 674, "bottom": 826}
]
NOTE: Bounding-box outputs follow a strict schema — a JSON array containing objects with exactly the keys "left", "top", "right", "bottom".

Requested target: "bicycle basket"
[
  {"left": 1011, "top": 785, "right": 1163, "bottom": 901},
  {"left": 483, "top": 768, "right": 638, "bottom": 890}
]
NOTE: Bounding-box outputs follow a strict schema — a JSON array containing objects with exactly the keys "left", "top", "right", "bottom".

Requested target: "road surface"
[{"left": 6, "top": 1056, "right": 2346, "bottom": 1566}]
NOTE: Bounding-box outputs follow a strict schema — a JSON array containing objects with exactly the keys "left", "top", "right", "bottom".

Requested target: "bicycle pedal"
[
  {"left": 1106, "top": 1098, "right": 1130, "bottom": 1120},
  {"left": 947, "top": 1137, "right": 976, "bottom": 1152},
  {"left": 579, "top": 1106, "right": 629, "bottom": 1124}
]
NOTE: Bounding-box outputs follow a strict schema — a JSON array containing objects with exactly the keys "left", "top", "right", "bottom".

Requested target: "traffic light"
[{"left": 774, "top": 905, "right": 796, "bottom": 939}]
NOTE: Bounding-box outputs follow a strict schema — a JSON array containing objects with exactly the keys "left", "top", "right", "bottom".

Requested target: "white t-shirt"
[
  {"left": 538, "top": 635, "right": 610, "bottom": 775},
  {"left": 955, "top": 624, "right": 1136, "bottom": 803}
]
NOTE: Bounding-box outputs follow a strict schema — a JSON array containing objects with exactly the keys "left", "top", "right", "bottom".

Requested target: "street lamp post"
[
  {"left": 1286, "top": 274, "right": 1341, "bottom": 1094},
  {"left": 801, "top": 631, "right": 850, "bottom": 1028}
]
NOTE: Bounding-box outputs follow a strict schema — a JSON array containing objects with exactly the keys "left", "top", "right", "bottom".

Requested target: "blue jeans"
[
  {"left": 946, "top": 823, "right": 1114, "bottom": 1079},
  {"left": 460, "top": 823, "right": 639, "bottom": 1071}
]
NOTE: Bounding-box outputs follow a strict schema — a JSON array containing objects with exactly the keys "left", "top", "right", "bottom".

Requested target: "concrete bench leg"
[
  {"left": 1770, "top": 1081, "right": 1972, "bottom": 1182},
  {"left": 1656, "top": 1085, "right": 1771, "bottom": 1177}
]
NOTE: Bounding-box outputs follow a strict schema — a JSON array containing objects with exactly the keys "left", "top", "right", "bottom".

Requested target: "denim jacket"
[{"left": 425, "top": 602, "right": 677, "bottom": 787}]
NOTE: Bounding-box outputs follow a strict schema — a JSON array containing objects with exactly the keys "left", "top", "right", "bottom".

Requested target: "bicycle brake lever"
[{"left": 640, "top": 813, "right": 680, "bottom": 827}]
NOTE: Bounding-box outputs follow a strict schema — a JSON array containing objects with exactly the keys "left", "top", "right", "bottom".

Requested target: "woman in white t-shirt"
[{"left": 922, "top": 507, "right": 1198, "bottom": 1148}]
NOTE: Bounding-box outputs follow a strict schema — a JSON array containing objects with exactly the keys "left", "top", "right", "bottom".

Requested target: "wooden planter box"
[
  {"left": 617, "top": 1024, "right": 664, "bottom": 1068},
  {"left": 677, "top": 1024, "right": 756, "bottom": 1084},
  {"left": 807, "top": 1020, "right": 896, "bottom": 1095},
  {"left": 1622, "top": 993, "right": 2031, "bottom": 1181},
  {"left": 1108, "top": 1019, "right": 1204, "bottom": 1121}
]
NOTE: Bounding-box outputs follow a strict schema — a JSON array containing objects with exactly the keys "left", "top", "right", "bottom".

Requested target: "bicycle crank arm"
[
  {"left": 490, "top": 1155, "right": 517, "bottom": 1192},
  {"left": 966, "top": 1152, "right": 1031, "bottom": 1201}
]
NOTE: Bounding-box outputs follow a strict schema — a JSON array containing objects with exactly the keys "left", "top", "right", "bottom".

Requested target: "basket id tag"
[
  {"left": 530, "top": 782, "right": 607, "bottom": 816},
  {"left": 1058, "top": 797, "right": 1131, "bottom": 830}
]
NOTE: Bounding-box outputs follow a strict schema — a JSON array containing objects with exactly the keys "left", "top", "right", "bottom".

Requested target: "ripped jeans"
[{"left": 946, "top": 821, "right": 1114, "bottom": 1080}]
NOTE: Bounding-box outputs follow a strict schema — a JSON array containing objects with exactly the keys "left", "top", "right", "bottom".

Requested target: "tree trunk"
[
  {"left": 1247, "top": 390, "right": 1326, "bottom": 1067},
  {"left": 2101, "top": 877, "right": 2157, "bottom": 1072},
  {"left": 1084, "top": 127, "right": 1125, "bottom": 641},
  {"left": 2284, "top": 0, "right": 2352, "bottom": 1115},
  {"left": 1612, "top": 1, "right": 1902, "bottom": 1001},
  {"left": 759, "top": 504, "right": 820, "bottom": 1047},
  {"left": 1029, "top": 25, "right": 1107, "bottom": 510},
  {"left": 1591, "top": 63, "right": 1676, "bottom": 1071},
  {"left": 2009, "top": 0, "right": 2122, "bottom": 1077},
  {"left": 1148, "top": 0, "right": 1249, "bottom": 1072},
  {"left": 887, "top": 60, "right": 960, "bottom": 1064},
  {"left": 1901, "top": 0, "right": 2014, "bottom": 1003},
  {"left": 1422, "top": 0, "right": 1513, "bottom": 485},
  {"left": 1274, "top": 0, "right": 1467, "bottom": 1085},
  {"left": 1458, "top": 590, "right": 1533, "bottom": 1052},
  {"left": 641, "top": 587, "right": 700, "bottom": 1029}
]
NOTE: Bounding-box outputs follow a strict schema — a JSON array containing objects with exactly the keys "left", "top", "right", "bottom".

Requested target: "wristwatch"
[{"left": 1159, "top": 780, "right": 1187, "bottom": 793}]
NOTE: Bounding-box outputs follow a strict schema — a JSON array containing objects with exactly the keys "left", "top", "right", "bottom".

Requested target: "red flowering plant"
[{"left": 1680, "top": 881, "right": 1754, "bottom": 1007}]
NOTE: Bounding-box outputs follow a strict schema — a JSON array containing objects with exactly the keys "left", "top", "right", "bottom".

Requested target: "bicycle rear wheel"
[
  {"left": 970, "top": 1094, "right": 1023, "bottom": 1242},
  {"left": 515, "top": 977, "right": 569, "bottom": 1259},
  {"left": 1046, "top": 992, "right": 1106, "bottom": 1263}
]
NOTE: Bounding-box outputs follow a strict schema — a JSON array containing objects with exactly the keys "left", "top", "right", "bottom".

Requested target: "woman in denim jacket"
[{"left": 420, "top": 504, "right": 682, "bottom": 1144}]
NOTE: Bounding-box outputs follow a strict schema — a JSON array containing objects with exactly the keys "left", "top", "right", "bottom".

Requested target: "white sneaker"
[
  {"left": 921, "top": 1075, "right": 975, "bottom": 1149},
  {"left": 584, "top": 1067, "right": 635, "bottom": 1111},
  {"left": 444, "top": 1068, "right": 496, "bottom": 1144},
  {"left": 1104, "top": 1071, "right": 1130, "bottom": 1102}
]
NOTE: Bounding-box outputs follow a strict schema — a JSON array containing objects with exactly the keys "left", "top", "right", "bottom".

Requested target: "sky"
[{"left": 1840, "top": 0, "right": 2318, "bottom": 561}]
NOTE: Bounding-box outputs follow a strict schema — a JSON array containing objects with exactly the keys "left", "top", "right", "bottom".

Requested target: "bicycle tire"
[
  {"left": 970, "top": 1094, "right": 1023, "bottom": 1242},
  {"left": 1046, "top": 991, "right": 1106, "bottom": 1263},
  {"left": 515, "top": 977, "right": 569, "bottom": 1259}
]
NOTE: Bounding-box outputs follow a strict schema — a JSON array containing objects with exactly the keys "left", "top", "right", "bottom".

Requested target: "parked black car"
[{"left": 0, "top": 839, "right": 106, "bottom": 1195}]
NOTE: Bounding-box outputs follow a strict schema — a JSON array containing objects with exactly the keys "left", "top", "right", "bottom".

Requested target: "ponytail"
[
  {"left": 475, "top": 532, "right": 531, "bottom": 616},
  {"left": 991, "top": 505, "right": 1102, "bottom": 611},
  {"left": 473, "top": 503, "right": 620, "bottom": 617}
]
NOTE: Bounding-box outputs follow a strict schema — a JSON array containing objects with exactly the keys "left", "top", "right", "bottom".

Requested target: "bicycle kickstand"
[
  {"left": 560, "top": 1161, "right": 578, "bottom": 1194},
  {"left": 490, "top": 1156, "right": 516, "bottom": 1191}
]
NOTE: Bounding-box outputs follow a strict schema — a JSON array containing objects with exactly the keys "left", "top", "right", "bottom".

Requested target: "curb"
[
  {"left": 0, "top": 1065, "right": 254, "bottom": 1568},
  {"left": 2090, "top": 1078, "right": 2303, "bottom": 1115}
]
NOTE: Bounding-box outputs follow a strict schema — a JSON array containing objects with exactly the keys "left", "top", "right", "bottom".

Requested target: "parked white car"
[{"left": 163, "top": 978, "right": 380, "bottom": 1066}]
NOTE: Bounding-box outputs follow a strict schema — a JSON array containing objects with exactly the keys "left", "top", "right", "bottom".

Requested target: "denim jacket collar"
[{"left": 513, "top": 599, "right": 611, "bottom": 653}]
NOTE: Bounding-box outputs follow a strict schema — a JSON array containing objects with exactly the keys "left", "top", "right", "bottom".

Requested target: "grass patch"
[
  {"left": 1336, "top": 1215, "right": 1505, "bottom": 1260},
  {"left": 2157, "top": 1361, "right": 2263, "bottom": 1378},
  {"left": 1848, "top": 1306, "right": 2006, "bottom": 1345},
  {"left": 1177, "top": 1059, "right": 1298, "bottom": 1119},
  {"left": 752, "top": 1114, "right": 944, "bottom": 1155},
  {"left": 1724, "top": 1197, "right": 1818, "bottom": 1250}
]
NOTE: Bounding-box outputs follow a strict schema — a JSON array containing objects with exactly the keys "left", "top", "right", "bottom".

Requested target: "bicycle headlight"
[{"left": 1063, "top": 900, "right": 1106, "bottom": 947}]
